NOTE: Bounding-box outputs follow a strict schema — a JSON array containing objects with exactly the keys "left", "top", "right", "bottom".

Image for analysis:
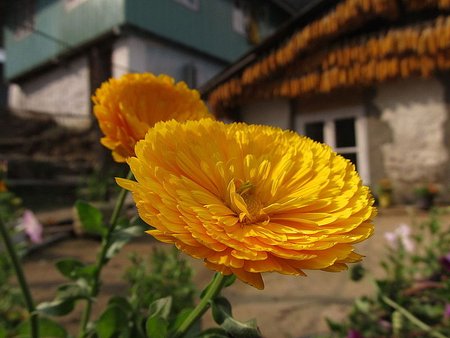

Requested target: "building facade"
[
  {"left": 203, "top": 0, "right": 450, "bottom": 203},
  {"left": 4, "top": 0, "right": 288, "bottom": 129}
]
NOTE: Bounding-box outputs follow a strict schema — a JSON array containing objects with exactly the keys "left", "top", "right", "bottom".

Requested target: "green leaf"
[
  {"left": 223, "top": 274, "right": 237, "bottom": 288},
  {"left": 197, "top": 328, "right": 230, "bottom": 337},
  {"left": 108, "top": 296, "right": 133, "bottom": 313},
  {"left": 17, "top": 317, "right": 68, "bottom": 338},
  {"left": 354, "top": 298, "right": 371, "bottom": 314},
  {"left": 75, "top": 200, "right": 105, "bottom": 235},
  {"left": 146, "top": 315, "right": 168, "bottom": 338},
  {"left": 96, "top": 304, "right": 130, "bottom": 338},
  {"left": 36, "top": 281, "right": 90, "bottom": 316},
  {"left": 211, "top": 297, "right": 232, "bottom": 324},
  {"left": 105, "top": 225, "right": 146, "bottom": 259},
  {"left": 211, "top": 297, "right": 261, "bottom": 338},
  {"left": 36, "top": 298, "right": 76, "bottom": 317},
  {"left": 55, "top": 258, "right": 85, "bottom": 280},
  {"left": 148, "top": 296, "right": 172, "bottom": 320},
  {"left": 170, "top": 308, "right": 202, "bottom": 338},
  {"left": 172, "top": 307, "right": 193, "bottom": 328},
  {"left": 0, "top": 326, "right": 6, "bottom": 338},
  {"left": 144, "top": 297, "right": 172, "bottom": 338}
]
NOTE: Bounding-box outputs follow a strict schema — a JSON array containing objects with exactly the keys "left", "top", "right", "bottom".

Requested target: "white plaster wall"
[
  {"left": 8, "top": 57, "right": 91, "bottom": 130},
  {"left": 112, "top": 35, "right": 225, "bottom": 87},
  {"left": 241, "top": 99, "right": 291, "bottom": 129},
  {"left": 374, "top": 78, "right": 448, "bottom": 199}
]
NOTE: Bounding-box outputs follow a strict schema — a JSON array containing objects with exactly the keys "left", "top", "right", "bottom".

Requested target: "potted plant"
[
  {"left": 414, "top": 183, "right": 439, "bottom": 211},
  {"left": 377, "top": 178, "right": 393, "bottom": 208}
]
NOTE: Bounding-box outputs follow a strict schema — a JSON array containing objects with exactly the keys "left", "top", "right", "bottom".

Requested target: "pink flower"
[
  {"left": 21, "top": 210, "right": 43, "bottom": 244},
  {"left": 384, "top": 223, "right": 414, "bottom": 252},
  {"left": 444, "top": 304, "right": 450, "bottom": 320},
  {"left": 347, "top": 329, "right": 364, "bottom": 338}
]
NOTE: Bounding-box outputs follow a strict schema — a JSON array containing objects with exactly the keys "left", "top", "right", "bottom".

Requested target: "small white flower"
[{"left": 384, "top": 223, "right": 414, "bottom": 252}]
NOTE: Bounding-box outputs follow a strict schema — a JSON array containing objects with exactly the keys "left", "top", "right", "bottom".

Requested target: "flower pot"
[
  {"left": 416, "top": 194, "right": 435, "bottom": 211},
  {"left": 379, "top": 193, "right": 392, "bottom": 208}
]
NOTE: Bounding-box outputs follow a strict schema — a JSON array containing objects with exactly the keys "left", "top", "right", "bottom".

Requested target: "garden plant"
[
  {"left": 0, "top": 72, "right": 378, "bottom": 337},
  {"left": 328, "top": 208, "right": 450, "bottom": 338}
]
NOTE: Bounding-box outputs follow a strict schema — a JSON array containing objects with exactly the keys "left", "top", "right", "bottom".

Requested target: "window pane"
[
  {"left": 340, "top": 152, "right": 358, "bottom": 167},
  {"left": 335, "top": 118, "right": 356, "bottom": 147},
  {"left": 304, "top": 122, "right": 324, "bottom": 143}
]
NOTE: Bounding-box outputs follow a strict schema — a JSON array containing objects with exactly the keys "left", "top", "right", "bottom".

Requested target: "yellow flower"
[
  {"left": 117, "top": 119, "right": 376, "bottom": 289},
  {"left": 92, "top": 73, "right": 212, "bottom": 162}
]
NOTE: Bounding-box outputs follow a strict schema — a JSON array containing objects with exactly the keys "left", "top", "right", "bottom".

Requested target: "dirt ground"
[{"left": 23, "top": 206, "right": 449, "bottom": 338}]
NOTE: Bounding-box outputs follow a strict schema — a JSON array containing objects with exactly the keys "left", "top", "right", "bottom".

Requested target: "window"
[
  {"left": 296, "top": 106, "right": 370, "bottom": 184},
  {"left": 174, "top": 0, "right": 200, "bottom": 11}
]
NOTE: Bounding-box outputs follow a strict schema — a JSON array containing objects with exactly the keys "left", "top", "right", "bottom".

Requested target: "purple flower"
[
  {"left": 440, "top": 253, "right": 450, "bottom": 272},
  {"left": 21, "top": 210, "right": 43, "bottom": 244},
  {"left": 347, "top": 329, "right": 364, "bottom": 338}
]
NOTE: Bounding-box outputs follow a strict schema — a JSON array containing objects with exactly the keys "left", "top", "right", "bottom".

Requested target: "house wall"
[
  {"left": 5, "top": 0, "right": 125, "bottom": 79},
  {"left": 374, "top": 77, "right": 449, "bottom": 202},
  {"left": 240, "top": 99, "right": 291, "bottom": 129},
  {"left": 7, "top": 33, "right": 226, "bottom": 130},
  {"left": 8, "top": 56, "right": 91, "bottom": 130},
  {"left": 365, "top": 92, "right": 391, "bottom": 196},
  {"left": 111, "top": 35, "right": 226, "bottom": 87},
  {"left": 5, "top": 0, "right": 286, "bottom": 80},
  {"left": 124, "top": 0, "right": 286, "bottom": 63}
]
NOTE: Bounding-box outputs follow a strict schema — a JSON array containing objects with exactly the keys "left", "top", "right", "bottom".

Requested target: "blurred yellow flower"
[
  {"left": 118, "top": 119, "right": 376, "bottom": 289},
  {"left": 92, "top": 73, "right": 212, "bottom": 162}
]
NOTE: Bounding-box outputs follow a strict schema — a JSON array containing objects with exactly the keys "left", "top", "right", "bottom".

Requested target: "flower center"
[{"left": 228, "top": 180, "right": 269, "bottom": 225}]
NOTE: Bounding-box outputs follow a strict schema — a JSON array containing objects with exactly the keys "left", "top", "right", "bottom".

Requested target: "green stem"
[
  {"left": 381, "top": 295, "right": 448, "bottom": 338},
  {"left": 173, "top": 273, "right": 226, "bottom": 338},
  {"left": 78, "top": 170, "right": 133, "bottom": 337},
  {"left": 0, "top": 217, "right": 39, "bottom": 338}
]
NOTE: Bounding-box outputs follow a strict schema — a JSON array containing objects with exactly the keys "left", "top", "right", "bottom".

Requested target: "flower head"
[
  {"left": 93, "top": 73, "right": 212, "bottom": 162},
  {"left": 384, "top": 223, "right": 414, "bottom": 252},
  {"left": 118, "top": 119, "right": 376, "bottom": 289}
]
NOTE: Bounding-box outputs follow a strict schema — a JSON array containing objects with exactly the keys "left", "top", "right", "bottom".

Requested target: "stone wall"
[
  {"left": 8, "top": 57, "right": 91, "bottom": 130},
  {"left": 374, "top": 78, "right": 449, "bottom": 202}
]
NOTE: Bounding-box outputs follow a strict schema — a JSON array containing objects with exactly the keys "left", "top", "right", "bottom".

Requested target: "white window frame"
[
  {"left": 295, "top": 105, "right": 370, "bottom": 184},
  {"left": 174, "top": 0, "right": 200, "bottom": 11}
]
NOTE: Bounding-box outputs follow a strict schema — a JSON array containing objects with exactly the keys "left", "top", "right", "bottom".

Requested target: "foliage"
[
  {"left": 0, "top": 191, "right": 23, "bottom": 225},
  {"left": 76, "top": 168, "right": 122, "bottom": 202},
  {"left": 328, "top": 208, "right": 450, "bottom": 338},
  {"left": 0, "top": 190, "right": 27, "bottom": 334},
  {"left": 124, "top": 247, "right": 196, "bottom": 324},
  {"left": 414, "top": 183, "right": 440, "bottom": 198},
  {"left": 0, "top": 251, "right": 27, "bottom": 333}
]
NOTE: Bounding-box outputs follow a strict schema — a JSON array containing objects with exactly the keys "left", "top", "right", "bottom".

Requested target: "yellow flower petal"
[
  {"left": 120, "top": 119, "right": 376, "bottom": 289},
  {"left": 93, "top": 73, "right": 213, "bottom": 162}
]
